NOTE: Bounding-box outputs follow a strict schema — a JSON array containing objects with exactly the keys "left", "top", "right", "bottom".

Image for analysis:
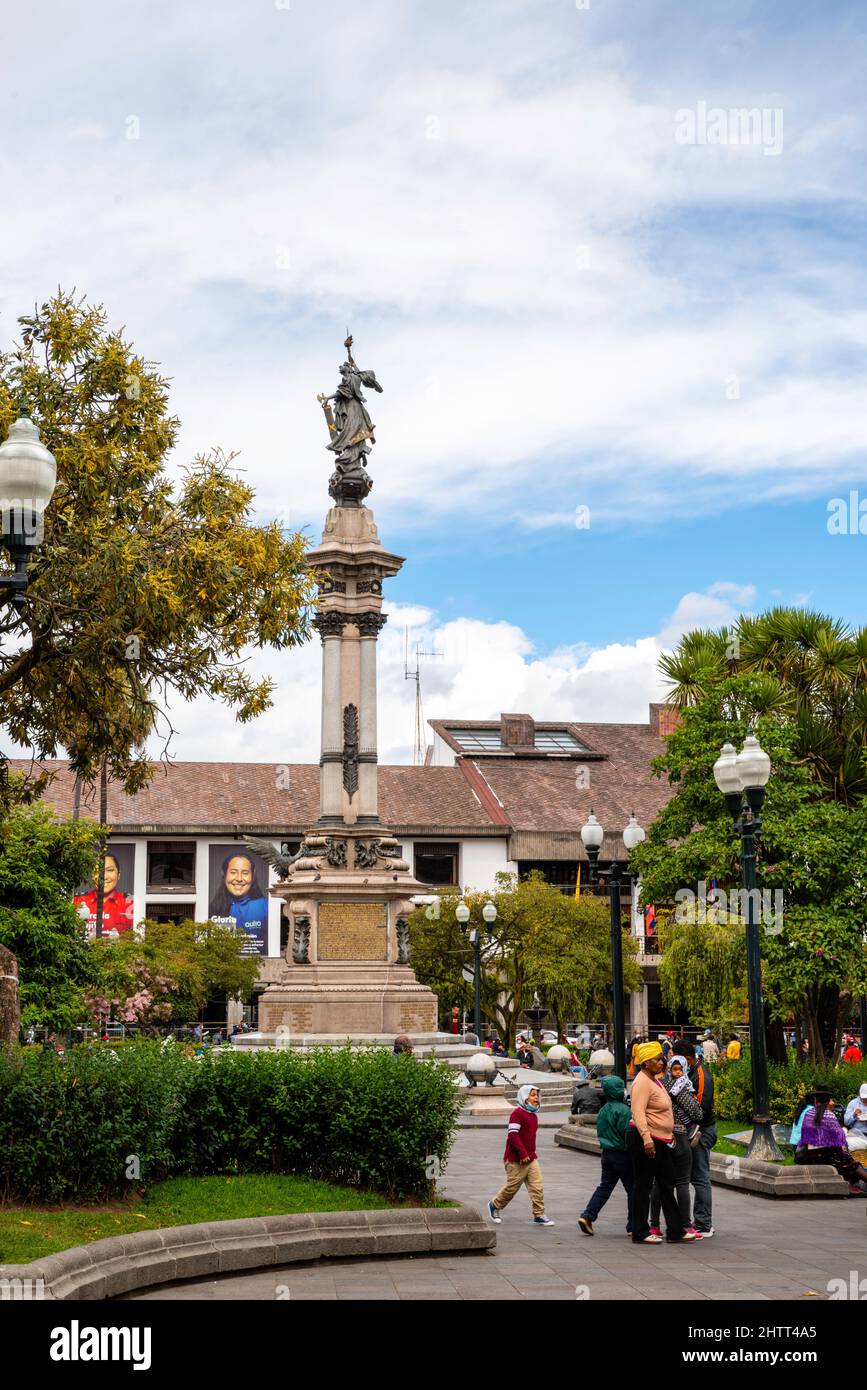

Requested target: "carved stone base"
[{"left": 257, "top": 966, "right": 438, "bottom": 1035}]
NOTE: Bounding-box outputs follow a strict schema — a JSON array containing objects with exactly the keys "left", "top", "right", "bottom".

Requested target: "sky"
[{"left": 2, "top": 0, "right": 866, "bottom": 765}]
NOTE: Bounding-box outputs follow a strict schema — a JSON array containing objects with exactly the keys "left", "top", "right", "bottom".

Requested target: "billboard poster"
[
  {"left": 74, "top": 843, "right": 136, "bottom": 938},
  {"left": 208, "top": 844, "right": 270, "bottom": 956}
]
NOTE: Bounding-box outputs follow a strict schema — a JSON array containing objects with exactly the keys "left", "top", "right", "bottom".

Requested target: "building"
[{"left": 16, "top": 701, "right": 679, "bottom": 1030}]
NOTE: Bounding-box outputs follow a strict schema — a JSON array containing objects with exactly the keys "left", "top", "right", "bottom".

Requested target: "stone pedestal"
[{"left": 254, "top": 501, "right": 440, "bottom": 1039}]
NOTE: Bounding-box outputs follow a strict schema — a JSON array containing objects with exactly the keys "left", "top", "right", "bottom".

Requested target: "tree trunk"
[
  {"left": 764, "top": 1007, "right": 787, "bottom": 1065},
  {"left": 0, "top": 944, "right": 20, "bottom": 1046}
]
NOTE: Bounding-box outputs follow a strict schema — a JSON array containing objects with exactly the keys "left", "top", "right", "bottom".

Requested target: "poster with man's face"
[
  {"left": 208, "top": 844, "right": 270, "bottom": 956},
  {"left": 74, "top": 843, "right": 136, "bottom": 938}
]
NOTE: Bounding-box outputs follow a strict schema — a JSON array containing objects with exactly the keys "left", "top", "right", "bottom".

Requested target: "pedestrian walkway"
[{"left": 126, "top": 1127, "right": 867, "bottom": 1300}]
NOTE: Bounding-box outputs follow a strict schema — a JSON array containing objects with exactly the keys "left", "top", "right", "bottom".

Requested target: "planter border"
[
  {"left": 0, "top": 1206, "right": 494, "bottom": 1301},
  {"left": 555, "top": 1121, "right": 852, "bottom": 1199}
]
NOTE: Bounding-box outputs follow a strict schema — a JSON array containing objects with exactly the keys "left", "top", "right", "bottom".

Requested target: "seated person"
[
  {"left": 844, "top": 1084, "right": 867, "bottom": 1153},
  {"left": 795, "top": 1088, "right": 867, "bottom": 1191},
  {"left": 516, "top": 1037, "right": 534, "bottom": 1068}
]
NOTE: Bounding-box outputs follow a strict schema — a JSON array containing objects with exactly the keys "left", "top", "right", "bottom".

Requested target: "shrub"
[
  {"left": 713, "top": 1057, "right": 867, "bottom": 1124},
  {"left": 0, "top": 1042, "right": 462, "bottom": 1204}
]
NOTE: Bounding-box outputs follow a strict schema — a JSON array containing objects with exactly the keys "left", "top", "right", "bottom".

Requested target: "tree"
[
  {"left": 633, "top": 641, "right": 867, "bottom": 1062},
  {"left": 0, "top": 804, "right": 102, "bottom": 1028},
  {"left": 86, "top": 919, "right": 260, "bottom": 1026},
  {"left": 0, "top": 291, "right": 316, "bottom": 791},
  {"left": 408, "top": 872, "right": 641, "bottom": 1048}
]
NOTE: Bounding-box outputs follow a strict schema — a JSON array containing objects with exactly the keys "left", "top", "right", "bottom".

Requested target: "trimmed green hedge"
[
  {"left": 712, "top": 1057, "right": 867, "bottom": 1124},
  {"left": 0, "top": 1043, "right": 462, "bottom": 1204}
]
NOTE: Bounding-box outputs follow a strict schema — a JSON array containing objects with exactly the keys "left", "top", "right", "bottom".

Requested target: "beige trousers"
[{"left": 492, "top": 1159, "right": 545, "bottom": 1217}]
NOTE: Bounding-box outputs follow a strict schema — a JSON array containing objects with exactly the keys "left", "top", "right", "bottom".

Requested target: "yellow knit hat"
[{"left": 635, "top": 1041, "right": 663, "bottom": 1066}]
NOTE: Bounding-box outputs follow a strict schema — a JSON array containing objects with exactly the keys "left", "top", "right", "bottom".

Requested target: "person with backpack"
[
  {"left": 577, "top": 1075, "right": 634, "bottom": 1236},
  {"left": 679, "top": 1040, "right": 716, "bottom": 1239}
]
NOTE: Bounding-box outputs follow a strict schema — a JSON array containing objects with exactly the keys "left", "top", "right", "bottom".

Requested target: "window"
[
  {"left": 444, "top": 728, "right": 503, "bottom": 752},
  {"left": 415, "top": 841, "right": 459, "bottom": 886},
  {"left": 533, "top": 730, "right": 588, "bottom": 752},
  {"left": 147, "top": 841, "right": 196, "bottom": 890},
  {"left": 145, "top": 901, "right": 196, "bottom": 925}
]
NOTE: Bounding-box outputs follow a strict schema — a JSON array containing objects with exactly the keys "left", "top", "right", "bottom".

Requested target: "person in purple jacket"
[
  {"left": 487, "top": 1085, "right": 555, "bottom": 1226},
  {"left": 797, "top": 1087, "right": 867, "bottom": 1189}
]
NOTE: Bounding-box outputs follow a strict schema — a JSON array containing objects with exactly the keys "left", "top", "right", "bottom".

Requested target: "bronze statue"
[{"left": 318, "top": 335, "right": 382, "bottom": 506}]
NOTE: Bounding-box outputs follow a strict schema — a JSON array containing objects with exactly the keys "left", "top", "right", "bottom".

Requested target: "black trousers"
[
  {"left": 628, "top": 1129, "right": 685, "bottom": 1242},
  {"left": 650, "top": 1131, "right": 692, "bottom": 1230},
  {"left": 581, "top": 1148, "right": 634, "bottom": 1230}
]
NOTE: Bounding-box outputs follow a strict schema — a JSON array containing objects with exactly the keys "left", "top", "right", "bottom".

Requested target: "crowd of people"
[{"left": 486, "top": 1039, "right": 867, "bottom": 1238}]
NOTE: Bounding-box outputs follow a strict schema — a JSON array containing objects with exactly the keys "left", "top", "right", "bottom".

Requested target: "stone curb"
[
  {"left": 554, "top": 1123, "right": 852, "bottom": 1199},
  {"left": 0, "top": 1206, "right": 495, "bottom": 1301}
]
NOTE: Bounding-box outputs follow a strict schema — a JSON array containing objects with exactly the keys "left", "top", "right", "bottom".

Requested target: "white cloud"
[{"left": 151, "top": 582, "right": 748, "bottom": 766}]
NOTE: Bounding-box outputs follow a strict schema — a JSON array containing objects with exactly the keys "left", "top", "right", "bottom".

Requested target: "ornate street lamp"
[
  {"left": 456, "top": 899, "right": 497, "bottom": 1041},
  {"left": 580, "top": 809, "right": 644, "bottom": 1081},
  {"left": 0, "top": 404, "right": 57, "bottom": 609},
  {"left": 713, "top": 734, "right": 783, "bottom": 1162}
]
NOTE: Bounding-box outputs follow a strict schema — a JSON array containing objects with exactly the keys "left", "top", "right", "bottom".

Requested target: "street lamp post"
[
  {"left": 456, "top": 899, "right": 497, "bottom": 1041},
  {"left": 713, "top": 736, "right": 784, "bottom": 1163},
  {"left": 580, "top": 809, "right": 645, "bottom": 1081},
  {"left": 0, "top": 403, "right": 57, "bottom": 610}
]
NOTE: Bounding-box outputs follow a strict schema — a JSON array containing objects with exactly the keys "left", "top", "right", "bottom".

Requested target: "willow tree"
[
  {"left": 655, "top": 910, "right": 747, "bottom": 1035},
  {"left": 0, "top": 292, "right": 316, "bottom": 790}
]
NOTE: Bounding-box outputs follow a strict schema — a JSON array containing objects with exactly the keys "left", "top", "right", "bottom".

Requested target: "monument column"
[
  {"left": 316, "top": 613, "right": 345, "bottom": 824},
  {"left": 357, "top": 612, "right": 383, "bottom": 824}
]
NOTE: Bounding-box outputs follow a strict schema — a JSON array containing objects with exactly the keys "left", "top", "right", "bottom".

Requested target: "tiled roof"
[{"left": 9, "top": 760, "right": 502, "bottom": 836}]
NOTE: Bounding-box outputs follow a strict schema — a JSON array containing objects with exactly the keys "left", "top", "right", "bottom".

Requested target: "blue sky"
[{"left": 2, "top": 0, "right": 865, "bottom": 762}]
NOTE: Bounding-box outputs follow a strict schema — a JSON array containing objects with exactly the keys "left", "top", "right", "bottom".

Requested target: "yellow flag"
[{"left": 575, "top": 864, "right": 581, "bottom": 901}]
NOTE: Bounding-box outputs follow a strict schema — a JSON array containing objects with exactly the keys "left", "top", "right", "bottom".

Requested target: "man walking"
[{"left": 680, "top": 1040, "right": 716, "bottom": 1238}]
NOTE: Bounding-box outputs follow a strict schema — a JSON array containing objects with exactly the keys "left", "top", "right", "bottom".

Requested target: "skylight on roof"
[
  {"left": 534, "top": 730, "right": 588, "bottom": 752},
  {"left": 446, "top": 728, "right": 503, "bottom": 751}
]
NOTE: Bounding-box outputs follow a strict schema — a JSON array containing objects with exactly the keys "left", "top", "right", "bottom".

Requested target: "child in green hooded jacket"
[{"left": 578, "top": 1074, "right": 634, "bottom": 1236}]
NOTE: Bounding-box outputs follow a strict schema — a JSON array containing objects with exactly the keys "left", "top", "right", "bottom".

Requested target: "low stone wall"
[
  {"left": 0, "top": 1207, "right": 494, "bottom": 1301},
  {"left": 555, "top": 1120, "right": 850, "bottom": 1199}
]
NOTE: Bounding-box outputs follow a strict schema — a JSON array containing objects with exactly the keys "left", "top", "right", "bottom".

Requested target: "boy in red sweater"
[{"left": 487, "top": 1084, "right": 555, "bottom": 1226}]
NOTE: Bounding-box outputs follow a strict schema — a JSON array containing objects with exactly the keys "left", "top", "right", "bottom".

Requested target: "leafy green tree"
[
  {"left": 86, "top": 919, "right": 260, "bottom": 1025},
  {"left": 632, "top": 653, "right": 867, "bottom": 1062},
  {"left": 409, "top": 872, "right": 640, "bottom": 1048},
  {"left": 0, "top": 291, "right": 316, "bottom": 791},
  {"left": 0, "top": 805, "right": 102, "bottom": 1027}
]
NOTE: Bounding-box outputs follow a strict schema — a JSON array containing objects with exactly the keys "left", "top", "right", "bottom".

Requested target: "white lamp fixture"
[
  {"left": 455, "top": 901, "right": 470, "bottom": 926},
  {"left": 482, "top": 901, "right": 497, "bottom": 926},
  {"left": 622, "top": 813, "right": 646, "bottom": 852},
  {"left": 580, "top": 810, "right": 604, "bottom": 850},
  {"left": 0, "top": 408, "right": 57, "bottom": 524},
  {"left": 736, "top": 735, "right": 771, "bottom": 790},
  {"left": 713, "top": 741, "right": 743, "bottom": 797}
]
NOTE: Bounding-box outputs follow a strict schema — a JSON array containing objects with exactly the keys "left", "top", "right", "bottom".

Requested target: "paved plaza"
[{"left": 127, "top": 1118, "right": 867, "bottom": 1301}]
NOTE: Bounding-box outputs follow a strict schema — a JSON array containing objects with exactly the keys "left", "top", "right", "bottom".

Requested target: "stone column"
[
  {"left": 316, "top": 614, "right": 344, "bottom": 823},
  {"left": 357, "top": 614, "right": 381, "bottom": 824}
]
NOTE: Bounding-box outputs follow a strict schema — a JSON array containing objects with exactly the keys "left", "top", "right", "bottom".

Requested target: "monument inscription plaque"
[{"left": 318, "top": 901, "right": 388, "bottom": 961}]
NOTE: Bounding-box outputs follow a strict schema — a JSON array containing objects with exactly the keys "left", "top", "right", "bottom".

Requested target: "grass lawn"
[
  {"left": 0, "top": 1174, "right": 395, "bottom": 1265},
  {"left": 713, "top": 1119, "right": 794, "bottom": 1164}
]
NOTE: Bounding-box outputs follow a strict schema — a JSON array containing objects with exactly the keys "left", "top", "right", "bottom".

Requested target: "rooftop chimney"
[
  {"left": 500, "top": 713, "right": 535, "bottom": 749},
  {"left": 649, "top": 702, "right": 681, "bottom": 738}
]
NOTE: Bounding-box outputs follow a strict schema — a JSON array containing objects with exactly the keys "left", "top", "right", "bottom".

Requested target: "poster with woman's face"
[
  {"left": 208, "top": 845, "right": 269, "bottom": 956},
  {"left": 73, "top": 843, "right": 136, "bottom": 938}
]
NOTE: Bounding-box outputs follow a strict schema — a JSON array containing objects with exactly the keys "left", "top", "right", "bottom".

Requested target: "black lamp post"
[
  {"left": 580, "top": 809, "right": 645, "bottom": 1081},
  {"left": 456, "top": 898, "right": 497, "bottom": 1040},
  {"left": 713, "top": 736, "right": 784, "bottom": 1163}
]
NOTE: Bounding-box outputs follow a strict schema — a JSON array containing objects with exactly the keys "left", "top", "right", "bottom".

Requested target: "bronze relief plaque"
[{"left": 318, "top": 901, "right": 388, "bottom": 961}]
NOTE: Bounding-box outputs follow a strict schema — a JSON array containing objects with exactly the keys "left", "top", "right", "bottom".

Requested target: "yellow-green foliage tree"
[{"left": 0, "top": 291, "right": 316, "bottom": 791}]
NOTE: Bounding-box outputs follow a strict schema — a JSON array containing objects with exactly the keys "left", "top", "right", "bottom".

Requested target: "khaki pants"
[{"left": 492, "top": 1159, "right": 545, "bottom": 1217}]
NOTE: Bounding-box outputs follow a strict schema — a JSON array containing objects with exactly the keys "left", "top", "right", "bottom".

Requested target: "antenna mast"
[{"left": 404, "top": 629, "right": 442, "bottom": 766}]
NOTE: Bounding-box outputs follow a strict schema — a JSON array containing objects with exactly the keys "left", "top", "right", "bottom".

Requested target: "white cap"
[{"left": 859, "top": 1083, "right": 867, "bottom": 1100}]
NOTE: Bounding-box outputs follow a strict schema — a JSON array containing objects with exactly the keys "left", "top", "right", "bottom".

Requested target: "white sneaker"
[
  {"left": 533, "top": 1215, "right": 556, "bottom": 1226},
  {"left": 694, "top": 1227, "right": 714, "bottom": 1239},
  {"left": 487, "top": 1201, "right": 501, "bottom": 1224}
]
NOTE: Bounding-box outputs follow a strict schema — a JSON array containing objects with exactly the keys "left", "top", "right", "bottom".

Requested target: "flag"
[{"left": 575, "top": 864, "right": 581, "bottom": 901}]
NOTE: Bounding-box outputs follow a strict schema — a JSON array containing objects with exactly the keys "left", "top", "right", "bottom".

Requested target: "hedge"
[
  {"left": 0, "top": 1043, "right": 462, "bottom": 1204},
  {"left": 712, "top": 1056, "right": 867, "bottom": 1124}
]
